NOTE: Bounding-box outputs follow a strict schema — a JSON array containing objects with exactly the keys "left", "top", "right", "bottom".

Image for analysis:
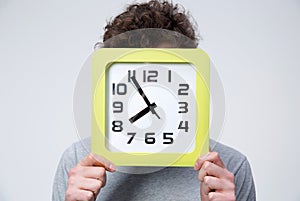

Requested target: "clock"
[{"left": 92, "top": 48, "right": 210, "bottom": 167}]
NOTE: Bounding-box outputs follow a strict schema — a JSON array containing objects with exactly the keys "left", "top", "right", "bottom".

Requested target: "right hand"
[{"left": 65, "top": 153, "right": 116, "bottom": 201}]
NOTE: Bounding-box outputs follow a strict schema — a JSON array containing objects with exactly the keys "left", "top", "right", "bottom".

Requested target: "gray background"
[{"left": 0, "top": 0, "right": 299, "bottom": 200}]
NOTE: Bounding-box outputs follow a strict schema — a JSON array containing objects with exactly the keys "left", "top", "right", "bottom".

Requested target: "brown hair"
[{"left": 103, "top": 0, "right": 198, "bottom": 48}]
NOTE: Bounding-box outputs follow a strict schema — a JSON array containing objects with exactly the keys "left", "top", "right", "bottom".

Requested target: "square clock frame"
[{"left": 92, "top": 48, "right": 210, "bottom": 167}]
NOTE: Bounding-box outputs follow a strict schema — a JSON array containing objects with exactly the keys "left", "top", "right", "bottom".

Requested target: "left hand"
[{"left": 194, "top": 152, "right": 236, "bottom": 201}]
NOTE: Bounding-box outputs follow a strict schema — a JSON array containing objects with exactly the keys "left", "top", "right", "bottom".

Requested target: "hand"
[
  {"left": 65, "top": 153, "right": 116, "bottom": 201},
  {"left": 194, "top": 152, "right": 236, "bottom": 201}
]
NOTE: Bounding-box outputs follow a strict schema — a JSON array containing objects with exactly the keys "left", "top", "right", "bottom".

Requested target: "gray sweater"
[{"left": 52, "top": 139, "right": 256, "bottom": 200}]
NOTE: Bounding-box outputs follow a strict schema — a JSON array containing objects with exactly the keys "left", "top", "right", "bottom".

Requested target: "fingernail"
[
  {"left": 109, "top": 164, "right": 116, "bottom": 171},
  {"left": 194, "top": 162, "right": 198, "bottom": 170}
]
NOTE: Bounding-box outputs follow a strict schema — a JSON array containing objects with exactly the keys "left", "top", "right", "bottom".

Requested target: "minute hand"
[
  {"left": 130, "top": 76, "right": 151, "bottom": 106},
  {"left": 130, "top": 76, "right": 160, "bottom": 120}
]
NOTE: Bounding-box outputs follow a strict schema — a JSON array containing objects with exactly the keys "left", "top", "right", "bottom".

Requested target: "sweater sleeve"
[
  {"left": 234, "top": 158, "right": 256, "bottom": 201},
  {"left": 52, "top": 145, "right": 80, "bottom": 201}
]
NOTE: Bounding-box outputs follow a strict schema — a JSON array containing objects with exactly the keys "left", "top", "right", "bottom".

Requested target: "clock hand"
[
  {"left": 130, "top": 76, "right": 151, "bottom": 106},
  {"left": 149, "top": 104, "right": 160, "bottom": 119},
  {"left": 129, "top": 103, "right": 157, "bottom": 123},
  {"left": 130, "top": 76, "right": 160, "bottom": 119}
]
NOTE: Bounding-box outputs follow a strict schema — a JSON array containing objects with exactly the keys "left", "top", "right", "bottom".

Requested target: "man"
[{"left": 52, "top": 1, "right": 256, "bottom": 200}]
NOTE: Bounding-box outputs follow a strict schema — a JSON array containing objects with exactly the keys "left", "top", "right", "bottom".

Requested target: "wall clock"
[{"left": 92, "top": 48, "right": 210, "bottom": 167}]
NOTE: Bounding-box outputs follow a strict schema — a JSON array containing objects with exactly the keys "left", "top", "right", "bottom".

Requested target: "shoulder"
[
  {"left": 60, "top": 138, "right": 90, "bottom": 167},
  {"left": 210, "top": 140, "right": 248, "bottom": 174},
  {"left": 210, "top": 141, "right": 256, "bottom": 200},
  {"left": 52, "top": 139, "right": 90, "bottom": 200}
]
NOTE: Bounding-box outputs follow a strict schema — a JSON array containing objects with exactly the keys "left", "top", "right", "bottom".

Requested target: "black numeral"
[
  {"left": 112, "top": 120, "right": 123, "bottom": 132},
  {"left": 178, "top": 102, "right": 188, "bottom": 113},
  {"left": 168, "top": 70, "right": 172, "bottom": 82},
  {"left": 128, "top": 70, "right": 136, "bottom": 82},
  {"left": 125, "top": 132, "right": 175, "bottom": 145},
  {"left": 163, "top": 133, "right": 174, "bottom": 144},
  {"left": 178, "top": 121, "right": 189, "bottom": 132},
  {"left": 143, "top": 70, "right": 158, "bottom": 82},
  {"left": 145, "top": 132, "right": 156, "bottom": 144},
  {"left": 127, "top": 132, "right": 136, "bottom": 144},
  {"left": 178, "top": 84, "right": 189, "bottom": 95},
  {"left": 112, "top": 83, "right": 127, "bottom": 95},
  {"left": 113, "top": 101, "right": 123, "bottom": 113}
]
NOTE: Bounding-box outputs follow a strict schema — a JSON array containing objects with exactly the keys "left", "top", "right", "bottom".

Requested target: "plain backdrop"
[{"left": 0, "top": 0, "right": 299, "bottom": 200}]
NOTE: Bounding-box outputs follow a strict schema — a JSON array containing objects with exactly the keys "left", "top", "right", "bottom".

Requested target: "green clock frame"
[{"left": 92, "top": 48, "right": 210, "bottom": 167}]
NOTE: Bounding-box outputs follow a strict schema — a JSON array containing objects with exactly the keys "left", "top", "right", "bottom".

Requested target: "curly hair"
[{"left": 102, "top": 0, "right": 198, "bottom": 48}]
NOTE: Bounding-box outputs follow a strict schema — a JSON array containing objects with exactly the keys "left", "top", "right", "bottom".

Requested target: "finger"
[
  {"left": 78, "top": 177, "right": 105, "bottom": 195},
  {"left": 82, "top": 169, "right": 107, "bottom": 187},
  {"left": 72, "top": 166, "right": 106, "bottom": 180},
  {"left": 194, "top": 152, "right": 225, "bottom": 171},
  {"left": 208, "top": 191, "right": 236, "bottom": 201},
  {"left": 195, "top": 152, "right": 225, "bottom": 170},
  {"left": 65, "top": 189, "right": 95, "bottom": 201},
  {"left": 202, "top": 176, "right": 224, "bottom": 191},
  {"left": 79, "top": 153, "right": 116, "bottom": 172},
  {"left": 198, "top": 161, "right": 227, "bottom": 182},
  {"left": 200, "top": 180, "right": 211, "bottom": 200}
]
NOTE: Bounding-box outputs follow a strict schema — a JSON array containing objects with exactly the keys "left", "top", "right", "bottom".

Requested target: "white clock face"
[{"left": 106, "top": 63, "right": 197, "bottom": 154}]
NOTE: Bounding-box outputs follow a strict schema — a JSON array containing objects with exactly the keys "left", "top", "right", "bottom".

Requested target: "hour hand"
[{"left": 129, "top": 103, "right": 158, "bottom": 123}]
